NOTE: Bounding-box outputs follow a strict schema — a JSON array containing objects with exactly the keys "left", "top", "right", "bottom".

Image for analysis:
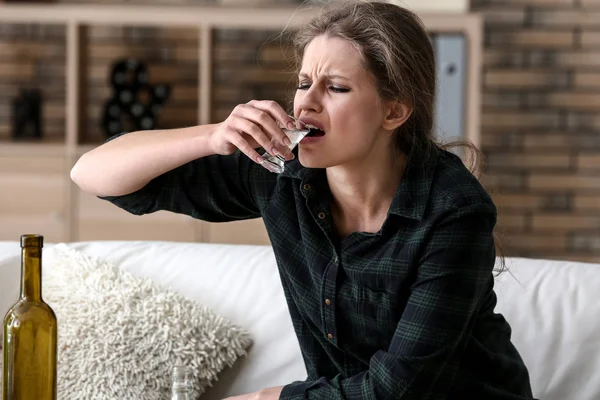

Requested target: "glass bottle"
[
  {"left": 2, "top": 234, "right": 57, "bottom": 400},
  {"left": 171, "top": 365, "right": 195, "bottom": 400}
]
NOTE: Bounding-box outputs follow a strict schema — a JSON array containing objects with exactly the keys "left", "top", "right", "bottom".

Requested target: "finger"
[
  {"left": 236, "top": 118, "right": 280, "bottom": 157},
  {"left": 228, "top": 132, "right": 266, "bottom": 164},
  {"left": 245, "top": 101, "right": 294, "bottom": 146}
]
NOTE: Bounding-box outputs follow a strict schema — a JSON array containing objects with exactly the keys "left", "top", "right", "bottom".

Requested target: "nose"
[{"left": 295, "top": 85, "right": 323, "bottom": 115}]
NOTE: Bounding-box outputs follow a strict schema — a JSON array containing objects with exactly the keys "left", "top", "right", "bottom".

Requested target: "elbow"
[
  {"left": 70, "top": 154, "right": 108, "bottom": 197},
  {"left": 70, "top": 155, "right": 88, "bottom": 191}
]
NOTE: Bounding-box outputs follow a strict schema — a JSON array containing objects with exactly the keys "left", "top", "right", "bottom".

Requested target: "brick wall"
[
  {"left": 472, "top": 0, "right": 600, "bottom": 261},
  {"left": 1, "top": 0, "right": 599, "bottom": 261}
]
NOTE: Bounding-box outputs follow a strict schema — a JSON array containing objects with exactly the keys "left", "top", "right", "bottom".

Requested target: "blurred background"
[{"left": 0, "top": 0, "right": 599, "bottom": 263}]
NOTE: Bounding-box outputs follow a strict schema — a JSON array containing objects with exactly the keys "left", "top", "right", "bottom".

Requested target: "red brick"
[
  {"left": 555, "top": 51, "right": 600, "bottom": 67},
  {"left": 480, "top": 172, "right": 526, "bottom": 190},
  {"left": 581, "top": 32, "right": 600, "bottom": 47},
  {"left": 506, "top": 233, "right": 568, "bottom": 252},
  {"left": 482, "top": 111, "right": 560, "bottom": 129},
  {"left": 547, "top": 92, "right": 600, "bottom": 110},
  {"left": 531, "top": 213, "right": 600, "bottom": 230},
  {"left": 523, "top": 133, "right": 572, "bottom": 149},
  {"left": 531, "top": 10, "right": 600, "bottom": 26},
  {"left": 483, "top": 9, "right": 528, "bottom": 25},
  {"left": 492, "top": 193, "right": 545, "bottom": 210},
  {"left": 573, "top": 72, "right": 600, "bottom": 88},
  {"left": 489, "top": 30, "right": 574, "bottom": 48},
  {"left": 483, "top": 50, "right": 528, "bottom": 67},
  {"left": 487, "top": 153, "right": 572, "bottom": 169},
  {"left": 482, "top": 92, "right": 522, "bottom": 108},
  {"left": 574, "top": 195, "right": 600, "bottom": 210},
  {"left": 567, "top": 113, "right": 600, "bottom": 130},
  {"left": 481, "top": 130, "right": 523, "bottom": 149},
  {"left": 485, "top": 69, "right": 569, "bottom": 88},
  {"left": 498, "top": 213, "right": 528, "bottom": 230},
  {"left": 529, "top": 174, "right": 600, "bottom": 190},
  {"left": 576, "top": 154, "right": 600, "bottom": 170}
]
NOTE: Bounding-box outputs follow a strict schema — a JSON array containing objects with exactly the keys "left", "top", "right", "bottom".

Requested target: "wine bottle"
[{"left": 2, "top": 234, "right": 57, "bottom": 400}]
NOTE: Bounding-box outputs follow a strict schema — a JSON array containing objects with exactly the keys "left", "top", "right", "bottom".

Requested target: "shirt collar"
[{"left": 279, "top": 147, "right": 439, "bottom": 221}]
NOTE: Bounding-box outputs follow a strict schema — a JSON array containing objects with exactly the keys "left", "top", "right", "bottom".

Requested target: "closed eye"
[
  {"left": 330, "top": 86, "right": 350, "bottom": 93},
  {"left": 296, "top": 84, "right": 350, "bottom": 93}
]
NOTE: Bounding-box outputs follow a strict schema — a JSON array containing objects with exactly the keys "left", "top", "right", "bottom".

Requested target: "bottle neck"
[{"left": 20, "top": 246, "right": 42, "bottom": 301}]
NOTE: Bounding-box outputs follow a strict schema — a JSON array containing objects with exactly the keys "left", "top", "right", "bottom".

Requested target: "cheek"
[{"left": 293, "top": 92, "right": 303, "bottom": 117}]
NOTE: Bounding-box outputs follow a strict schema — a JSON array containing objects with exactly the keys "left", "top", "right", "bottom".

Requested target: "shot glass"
[{"left": 259, "top": 117, "right": 309, "bottom": 174}]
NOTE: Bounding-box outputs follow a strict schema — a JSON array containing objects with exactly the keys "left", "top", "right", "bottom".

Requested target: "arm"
[
  {"left": 281, "top": 203, "right": 497, "bottom": 400},
  {"left": 70, "top": 124, "right": 218, "bottom": 198},
  {"left": 70, "top": 100, "right": 296, "bottom": 221},
  {"left": 71, "top": 100, "right": 295, "bottom": 198}
]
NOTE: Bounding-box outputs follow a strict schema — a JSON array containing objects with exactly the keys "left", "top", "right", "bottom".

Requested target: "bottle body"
[{"left": 2, "top": 234, "right": 57, "bottom": 400}]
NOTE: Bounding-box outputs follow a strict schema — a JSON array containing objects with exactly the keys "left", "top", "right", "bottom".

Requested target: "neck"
[
  {"left": 327, "top": 146, "right": 406, "bottom": 234},
  {"left": 21, "top": 246, "right": 42, "bottom": 301}
]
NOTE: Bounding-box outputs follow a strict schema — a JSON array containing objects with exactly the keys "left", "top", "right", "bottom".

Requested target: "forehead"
[{"left": 300, "top": 35, "right": 365, "bottom": 76}]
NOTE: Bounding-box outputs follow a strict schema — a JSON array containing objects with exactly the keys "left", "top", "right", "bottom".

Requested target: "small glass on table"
[{"left": 170, "top": 365, "right": 195, "bottom": 400}]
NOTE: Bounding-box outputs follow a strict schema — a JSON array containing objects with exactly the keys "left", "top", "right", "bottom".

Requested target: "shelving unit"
[{"left": 0, "top": 3, "right": 482, "bottom": 245}]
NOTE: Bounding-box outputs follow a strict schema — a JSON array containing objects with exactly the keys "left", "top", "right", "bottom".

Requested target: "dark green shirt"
[{"left": 101, "top": 142, "right": 534, "bottom": 399}]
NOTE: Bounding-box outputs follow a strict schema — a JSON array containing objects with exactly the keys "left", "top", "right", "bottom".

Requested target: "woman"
[{"left": 71, "top": 2, "right": 535, "bottom": 399}]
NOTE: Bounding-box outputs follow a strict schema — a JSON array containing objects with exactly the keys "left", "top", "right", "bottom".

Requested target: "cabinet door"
[
  {"left": 0, "top": 155, "right": 68, "bottom": 243},
  {"left": 76, "top": 190, "right": 196, "bottom": 242}
]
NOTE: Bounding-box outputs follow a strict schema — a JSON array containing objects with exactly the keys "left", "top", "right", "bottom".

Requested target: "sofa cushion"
[
  {"left": 2, "top": 243, "right": 253, "bottom": 399},
  {"left": 494, "top": 257, "right": 600, "bottom": 400}
]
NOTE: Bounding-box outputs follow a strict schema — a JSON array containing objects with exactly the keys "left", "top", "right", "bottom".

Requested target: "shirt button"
[
  {"left": 327, "top": 333, "right": 333, "bottom": 340},
  {"left": 325, "top": 298, "right": 331, "bottom": 306},
  {"left": 303, "top": 183, "right": 311, "bottom": 191},
  {"left": 318, "top": 212, "right": 326, "bottom": 219}
]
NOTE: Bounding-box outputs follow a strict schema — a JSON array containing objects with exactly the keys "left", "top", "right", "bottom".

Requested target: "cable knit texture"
[{"left": 2, "top": 243, "right": 252, "bottom": 399}]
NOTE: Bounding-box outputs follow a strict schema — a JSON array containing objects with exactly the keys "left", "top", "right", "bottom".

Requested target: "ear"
[{"left": 381, "top": 100, "right": 412, "bottom": 131}]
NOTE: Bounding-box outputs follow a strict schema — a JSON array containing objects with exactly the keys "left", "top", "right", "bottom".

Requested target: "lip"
[
  {"left": 300, "top": 135, "right": 324, "bottom": 145},
  {"left": 298, "top": 116, "right": 325, "bottom": 132}
]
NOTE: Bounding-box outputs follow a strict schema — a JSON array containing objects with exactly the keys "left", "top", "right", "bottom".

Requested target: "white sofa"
[{"left": 1, "top": 240, "right": 599, "bottom": 400}]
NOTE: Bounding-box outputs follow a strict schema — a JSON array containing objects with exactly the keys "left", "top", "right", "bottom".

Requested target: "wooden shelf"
[
  {"left": 0, "top": 141, "right": 67, "bottom": 157},
  {"left": 0, "top": 4, "right": 480, "bottom": 31}
]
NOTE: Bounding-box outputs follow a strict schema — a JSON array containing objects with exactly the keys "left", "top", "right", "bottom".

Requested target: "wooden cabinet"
[
  {"left": 0, "top": 152, "right": 69, "bottom": 242},
  {"left": 76, "top": 191, "right": 198, "bottom": 242}
]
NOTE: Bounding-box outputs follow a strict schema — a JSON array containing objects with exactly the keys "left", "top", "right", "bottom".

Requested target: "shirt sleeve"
[
  {"left": 280, "top": 202, "right": 497, "bottom": 400},
  {"left": 98, "top": 134, "right": 278, "bottom": 222}
]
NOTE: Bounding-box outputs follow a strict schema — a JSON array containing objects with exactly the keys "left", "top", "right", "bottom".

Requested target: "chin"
[{"left": 298, "top": 152, "right": 331, "bottom": 169}]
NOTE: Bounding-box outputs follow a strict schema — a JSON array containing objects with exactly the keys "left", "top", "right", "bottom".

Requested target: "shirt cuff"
[{"left": 280, "top": 380, "right": 312, "bottom": 400}]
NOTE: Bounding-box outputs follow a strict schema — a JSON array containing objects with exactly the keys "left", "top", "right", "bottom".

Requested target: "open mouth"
[
  {"left": 302, "top": 123, "right": 325, "bottom": 137},
  {"left": 306, "top": 128, "right": 325, "bottom": 137}
]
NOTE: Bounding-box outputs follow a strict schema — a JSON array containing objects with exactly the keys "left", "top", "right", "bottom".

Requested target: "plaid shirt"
[{"left": 101, "top": 142, "right": 534, "bottom": 400}]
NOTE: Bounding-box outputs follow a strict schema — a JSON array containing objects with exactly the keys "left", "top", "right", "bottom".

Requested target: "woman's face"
[{"left": 293, "top": 35, "right": 395, "bottom": 170}]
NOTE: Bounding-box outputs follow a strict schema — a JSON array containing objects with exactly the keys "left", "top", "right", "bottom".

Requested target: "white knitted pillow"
[{"left": 9, "top": 244, "right": 252, "bottom": 400}]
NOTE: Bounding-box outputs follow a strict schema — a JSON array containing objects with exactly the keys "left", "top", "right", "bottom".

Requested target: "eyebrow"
[{"left": 298, "top": 72, "right": 350, "bottom": 81}]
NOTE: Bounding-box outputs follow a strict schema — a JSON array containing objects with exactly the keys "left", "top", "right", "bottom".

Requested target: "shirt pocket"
[{"left": 337, "top": 283, "right": 403, "bottom": 358}]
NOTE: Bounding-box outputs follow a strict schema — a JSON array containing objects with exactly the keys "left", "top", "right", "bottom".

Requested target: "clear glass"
[
  {"left": 259, "top": 117, "right": 309, "bottom": 174},
  {"left": 171, "top": 365, "right": 194, "bottom": 400}
]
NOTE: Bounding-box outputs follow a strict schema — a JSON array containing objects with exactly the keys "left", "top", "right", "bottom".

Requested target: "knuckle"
[{"left": 255, "top": 110, "right": 268, "bottom": 123}]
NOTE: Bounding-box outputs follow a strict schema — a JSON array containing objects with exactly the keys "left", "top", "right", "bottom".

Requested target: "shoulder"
[{"left": 427, "top": 148, "right": 496, "bottom": 217}]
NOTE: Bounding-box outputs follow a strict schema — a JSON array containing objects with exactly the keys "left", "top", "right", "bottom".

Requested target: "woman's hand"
[
  {"left": 210, "top": 100, "right": 296, "bottom": 164},
  {"left": 222, "top": 385, "right": 284, "bottom": 400}
]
